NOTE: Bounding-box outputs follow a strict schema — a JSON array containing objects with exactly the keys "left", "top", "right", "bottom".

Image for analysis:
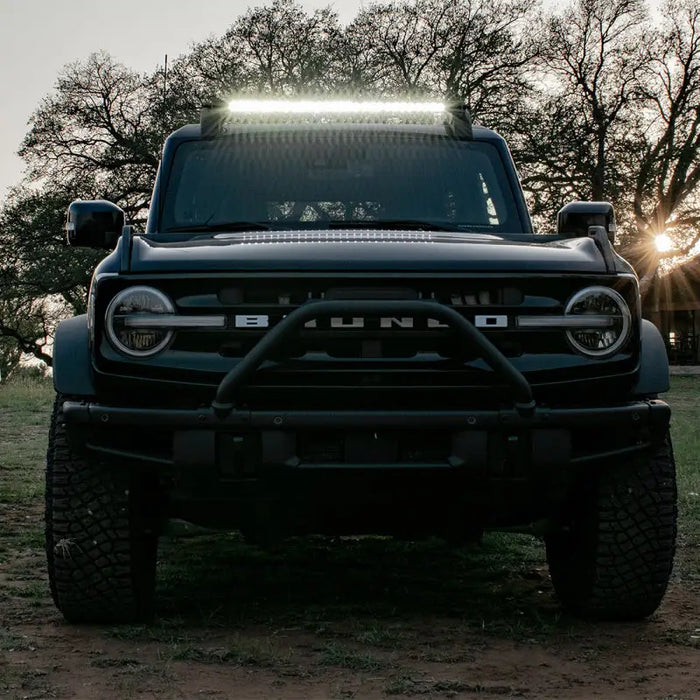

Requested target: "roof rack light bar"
[
  {"left": 200, "top": 99, "right": 472, "bottom": 140},
  {"left": 226, "top": 99, "right": 446, "bottom": 114}
]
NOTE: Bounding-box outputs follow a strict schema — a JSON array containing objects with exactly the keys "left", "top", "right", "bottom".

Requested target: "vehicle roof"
[{"left": 167, "top": 122, "right": 505, "bottom": 143}]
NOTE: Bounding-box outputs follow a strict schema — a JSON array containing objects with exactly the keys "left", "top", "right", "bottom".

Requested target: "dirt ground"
[{"left": 2, "top": 497, "right": 699, "bottom": 700}]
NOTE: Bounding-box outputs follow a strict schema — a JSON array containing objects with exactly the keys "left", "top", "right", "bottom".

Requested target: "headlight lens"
[
  {"left": 106, "top": 286, "right": 174, "bottom": 357},
  {"left": 565, "top": 286, "right": 631, "bottom": 357}
]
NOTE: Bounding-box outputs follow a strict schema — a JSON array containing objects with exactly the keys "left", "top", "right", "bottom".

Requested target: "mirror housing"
[
  {"left": 65, "top": 200, "right": 125, "bottom": 249},
  {"left": 557, "top": 201, "right": 616, "bottom": 244}
]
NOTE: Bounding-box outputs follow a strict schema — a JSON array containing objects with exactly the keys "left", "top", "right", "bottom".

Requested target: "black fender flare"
[
  {"left": 52, "top": 315, "right": 95, "bottom": 397},
  {"left": 632, "top": 319, "right": 670, "bottom": 397}
]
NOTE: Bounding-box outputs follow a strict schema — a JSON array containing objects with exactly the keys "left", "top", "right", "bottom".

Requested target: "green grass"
[
  {"left": 156, "top": 530, "right": 550, "bottom": 622},
  {"left": 352, "top": 622, "right": 408, "bottom": 648},
  {"left": 0, "top": 629, "right": 39, "bottom": 652},
  {"left": 668, "top": 377, "right": 700, "bottom": 534},
  {"left": 0, "top": 377, "right": 53, "bottom": 573},
  {"left": 0, "top": 376, "right": 53, "bottom": 506}
]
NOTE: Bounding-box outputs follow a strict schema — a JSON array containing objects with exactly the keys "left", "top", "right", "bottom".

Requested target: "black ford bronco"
[{"left": 47, "top": 101, "right": 676, "bottom": 623}]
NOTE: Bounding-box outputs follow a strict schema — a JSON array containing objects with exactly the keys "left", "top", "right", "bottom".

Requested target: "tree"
[
  {"left": 161, "top": 0, "right": 343, "bottom": 124},
  {"left": 518, "top": 0, "right": 700, "bottom": 278},
  {"left": 0, "top": 53, "right": 168, "bottom": 366},
  {"left": 0, "top": 187, "right": 103, "bottom": 367},
  {"left": 219, "top": 0, "right": 341, "bottom": 95},
  {"left": 341, "top": 0, "right": 538, "bottom": 128},
  {"left": 519, "top": 0, "right": 648, "bottom": 226},
  {"left": 433, "top": 0, "right": 538, "bottom": 126},
  {"left": 0, "top": 334, "right": 22, "bottom": 381},
  {"left": 343, "top": 0, "right": 452, "bottom": 94},
  {"left": 19, "top": 52, "right": 164, "bottom": 223},
  {"left": 631, "top": 0, "right": 700, "bottom": 261}
]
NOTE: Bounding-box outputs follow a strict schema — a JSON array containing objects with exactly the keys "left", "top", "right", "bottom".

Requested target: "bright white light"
[
  {"left": 227, "top": 99, "right": 446, "bottom": 115},
  {"left": 655, "top": 233, "right": 674, "bottom": 252}
]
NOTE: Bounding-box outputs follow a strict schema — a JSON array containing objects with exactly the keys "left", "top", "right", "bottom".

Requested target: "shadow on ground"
[{"left": 155, "top": 530, "right": 564, "bottom": 636}]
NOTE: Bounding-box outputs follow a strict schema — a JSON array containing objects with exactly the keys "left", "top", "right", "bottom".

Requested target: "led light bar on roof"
[
  {"left": 227, "top": 99, "right": 446, "bottom": 114},
  {"left": 200, "top": 99, "right": 471, "bottom": 140}
]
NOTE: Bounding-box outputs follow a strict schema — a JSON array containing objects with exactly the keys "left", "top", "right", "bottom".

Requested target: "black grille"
[
  {"left": 170, "top": 279, "right": 534, "bottom": 360},
  {"left": 95, "top": 273, "right": 640, "bottom": 407}
]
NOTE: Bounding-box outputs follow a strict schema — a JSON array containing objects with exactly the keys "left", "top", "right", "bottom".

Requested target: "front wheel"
[
  {"left": 45, "top": 395, "right": 159, "bottom": 623},
  {"left": 545, "top": 434, "right": 677, "bottom": 620}
]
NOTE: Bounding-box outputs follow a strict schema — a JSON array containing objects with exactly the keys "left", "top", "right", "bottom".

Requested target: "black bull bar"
[{"left": 211, "top": 299, "right": 536, "bottom": 417}]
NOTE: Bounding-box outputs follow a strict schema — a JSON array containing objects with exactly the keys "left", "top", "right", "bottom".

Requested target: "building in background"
[{"left": 644, "top": 256, "right": 700, "bottom": 365}]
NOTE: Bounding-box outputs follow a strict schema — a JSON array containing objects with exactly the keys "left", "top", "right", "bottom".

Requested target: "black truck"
[{"left": 47, "top": 101, "right": 676, "bottom": 623}]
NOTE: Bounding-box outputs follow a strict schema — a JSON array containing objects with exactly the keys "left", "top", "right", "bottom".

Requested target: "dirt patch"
[{"left": 2, "top": 500, "right": 698, "bottom": 700}]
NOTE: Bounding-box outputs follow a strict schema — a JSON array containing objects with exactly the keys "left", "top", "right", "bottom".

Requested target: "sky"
[{"left": 0, "top": 0, "right": 362, "bottom": 200}]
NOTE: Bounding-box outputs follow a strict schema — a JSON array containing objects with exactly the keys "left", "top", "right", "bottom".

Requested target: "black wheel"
[
  {"left": 545, "top": 434, "right": 677, "bottom": 620},
  {"left": 45, "top": 395, "right": 159, "bottom": 623}
]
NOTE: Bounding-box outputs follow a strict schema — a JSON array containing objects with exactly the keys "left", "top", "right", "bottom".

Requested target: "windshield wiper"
[
  {"left": 327, "top": 219, "right": 461, "bottom": 232},
  {"left": 166, "top": 221, "right": 270, "bottom": 233}
]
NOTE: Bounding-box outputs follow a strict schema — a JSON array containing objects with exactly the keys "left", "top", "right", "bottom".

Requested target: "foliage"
[
  {"left": 519, "top": 0, "right": 700, "bottom": 279},
  {"left": 632, "top": 0, "right": 700, "bottom": 255},
  {"left": 343, "top": 0, "right": 538, "bottom": 129},
  {"left": 19, "top": 51, "right": 164, "bottom": 222},
  {"left": 520, "top": 0, "right": 648, "bottom": 220},
  {"left": 0, "top": 188, "right": 103, "bottom": 366}
]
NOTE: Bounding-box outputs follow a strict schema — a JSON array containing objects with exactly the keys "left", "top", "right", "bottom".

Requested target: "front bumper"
[
  {"left": 62, "top": 399, "right": 671, "bottom": 470},
  {"left": 61, "top": 398, "right": 670, "bottom": 531}
]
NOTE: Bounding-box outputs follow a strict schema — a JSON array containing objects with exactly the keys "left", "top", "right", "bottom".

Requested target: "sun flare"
[{"left": 655, "top": 233, "right": 674, "bottom": 253}]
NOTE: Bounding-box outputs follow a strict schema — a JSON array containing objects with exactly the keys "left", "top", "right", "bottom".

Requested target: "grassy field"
[
  {"left": 0, "top": 377, "right": 54, "bottom": 562},
  {"left": 665, "top": 376, "right": 700, "bottom": 534},
  {"left": 1, "top": 376, "right": 699, "bottom": 698}
]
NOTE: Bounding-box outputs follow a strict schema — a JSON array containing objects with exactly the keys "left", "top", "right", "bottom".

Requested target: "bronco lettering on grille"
[{"left": 232, "top": 315, "right": 509, "bottom": 329}]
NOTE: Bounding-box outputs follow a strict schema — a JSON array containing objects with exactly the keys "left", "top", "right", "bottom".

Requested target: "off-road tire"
[
  {"left": 46, "top": 395, "right": 159, "bottom": 623},
  {"left": 545, "top": 434, "right": 677, "bottom": 620}
]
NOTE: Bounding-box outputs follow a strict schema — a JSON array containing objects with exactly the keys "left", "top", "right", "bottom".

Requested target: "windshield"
[{"left": 160, "top": 130, "right": 524, "bottom": 234}]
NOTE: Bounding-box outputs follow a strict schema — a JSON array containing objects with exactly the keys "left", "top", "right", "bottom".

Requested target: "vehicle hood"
[{"left": 126, "top": 230, "right": 612, "bottom": 273}]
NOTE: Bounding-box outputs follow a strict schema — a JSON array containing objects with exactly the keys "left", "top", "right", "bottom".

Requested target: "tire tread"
[
  {"left": 45, "top": 395, "right": 157, "bottom": 623},
  {"left": 546, "top": 435, "right": 677, "bottom": 620}
]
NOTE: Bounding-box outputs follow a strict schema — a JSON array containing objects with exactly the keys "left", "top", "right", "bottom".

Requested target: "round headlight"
[
  {"left": 565, "top": 286, "right": 631, "bottom": 357},
  {"left": 106, "top": 286, "right": 174, "bottom": 357}
]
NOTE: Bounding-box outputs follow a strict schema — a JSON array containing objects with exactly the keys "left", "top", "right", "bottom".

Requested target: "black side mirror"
[
  {"left": 65, "top": 200, "right": 125, "bottom": 249},
  {"left": 557, "top": 201, "right": 616, "bottom": 244}
]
